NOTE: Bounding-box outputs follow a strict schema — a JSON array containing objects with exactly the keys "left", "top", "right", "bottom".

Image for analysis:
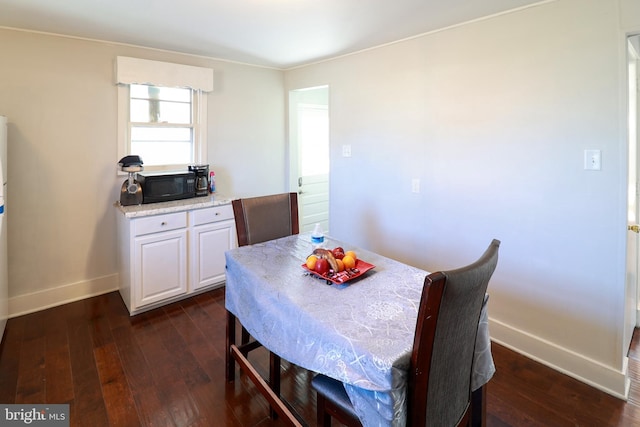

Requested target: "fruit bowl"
[{"left": 302, "top": 259, "right": 375, "bottom": 285}]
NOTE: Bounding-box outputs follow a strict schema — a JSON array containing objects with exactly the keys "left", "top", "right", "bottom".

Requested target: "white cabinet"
[
  {"left": 190, "top": 205, "right": 236, "bottom": 290},
  {"left": 117, "top": 203, "right": 236, "bottom": 315},
  {"left": 135, "top": 226, "right": 188, "bottom": 307}
]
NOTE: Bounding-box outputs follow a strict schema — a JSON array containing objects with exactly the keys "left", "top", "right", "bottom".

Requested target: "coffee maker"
[{"left": 189, "top": 165, "right": 209, "bottom": 197}]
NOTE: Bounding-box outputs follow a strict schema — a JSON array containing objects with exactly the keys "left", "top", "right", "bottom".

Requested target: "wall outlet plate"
[
  {"left": 412, "top": 178, "right": 420, "bottom": 193},
  {"left": 584, "top": 149, "right": 601, "bottom": 170}
]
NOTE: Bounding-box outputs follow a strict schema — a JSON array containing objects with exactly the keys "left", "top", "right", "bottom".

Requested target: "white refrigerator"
[{"left": 0, "top": 116, "right": 7, "bottom": 340}]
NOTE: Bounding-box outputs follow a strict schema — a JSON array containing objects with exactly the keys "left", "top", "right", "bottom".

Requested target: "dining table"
[{"left": 225, "top": 233, "right": 495, "bottom": 427}]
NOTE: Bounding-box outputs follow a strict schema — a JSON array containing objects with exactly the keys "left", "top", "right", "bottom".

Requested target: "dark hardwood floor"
[{"left": 0, "top": 288, "right": 639, "bottom": 426}]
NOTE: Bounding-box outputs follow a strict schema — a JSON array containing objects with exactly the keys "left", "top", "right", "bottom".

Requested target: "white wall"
[
  {"left": 0, "top": 28, "right": 285, "bottom": 314},
  {"left": 285, "top": 0, "right": 640, "bottom": 397},
  {"left": 2, "top": 0, "right": 639, "bottom": 400}
]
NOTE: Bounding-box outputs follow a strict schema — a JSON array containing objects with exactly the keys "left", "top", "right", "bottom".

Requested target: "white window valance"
[{"left": 115, "top": 56, "right": 214, "bottom": 92}]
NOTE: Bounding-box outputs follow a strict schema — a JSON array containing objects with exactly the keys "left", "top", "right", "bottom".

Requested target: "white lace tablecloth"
[{"left": 225, "top": 234, "right": 495, "bottom": 427}]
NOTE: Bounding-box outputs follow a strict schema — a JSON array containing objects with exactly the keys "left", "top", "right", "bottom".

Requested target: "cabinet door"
[
  {"left": 191, "top": 219, "right": 236, "bottom": 290},
  {"left": 134, "top": 228, "right": 188, "bottom": 308}
]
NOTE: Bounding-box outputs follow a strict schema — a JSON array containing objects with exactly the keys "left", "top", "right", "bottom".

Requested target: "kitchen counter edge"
[{"left": 114, "top": 195, "right": 234, "bottom": 218}]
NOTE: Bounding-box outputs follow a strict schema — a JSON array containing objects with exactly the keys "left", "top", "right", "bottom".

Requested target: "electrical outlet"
[
  {"left": 411, "top": 178, "right": 420, "bottom": 193},
  {"left": 584, "top": 149, "right": 601, "bottom": 170},
  {"left": 342, "top": 145, "right": 351, "bottom": 157}
]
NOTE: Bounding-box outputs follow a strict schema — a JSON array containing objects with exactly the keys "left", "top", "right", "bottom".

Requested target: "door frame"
[
  {"left": 288, "top": 85, "right": 330, "bottom": 233},
  {"left": 624, "top": 33, "right": 640, "bottom": 379}
]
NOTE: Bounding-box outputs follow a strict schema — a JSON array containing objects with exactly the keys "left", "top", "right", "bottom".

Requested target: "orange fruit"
[
  {"left": 345, "top": 250, "right": 357, "bottom": 261},
  {"left": 342, "top": 255, "right": 356, "bottom": 270},
  {"left": 306, "top": 255, "right": 318, "bottom": 270},
  {"left": 335, "top": 259, "right": 345, "bottom": 272}
]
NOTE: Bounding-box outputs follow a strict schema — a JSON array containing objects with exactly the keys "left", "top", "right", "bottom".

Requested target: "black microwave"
[{"left": 137, "top": 171, "right": 196, "bottom": 204}]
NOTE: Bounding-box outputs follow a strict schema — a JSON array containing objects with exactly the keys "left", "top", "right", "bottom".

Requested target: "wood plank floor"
[{"left": 0, "top": 288, "right": 639, "bottom": 426}]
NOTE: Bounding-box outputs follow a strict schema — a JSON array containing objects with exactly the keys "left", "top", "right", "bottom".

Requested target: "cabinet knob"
[{"left": 161, "top": 221, "right": 167, "bottom": 226}]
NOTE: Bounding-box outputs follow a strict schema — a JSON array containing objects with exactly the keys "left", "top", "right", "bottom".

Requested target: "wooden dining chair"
[
  {"left": 229, "top": 192, "right": 300, "bottom": 418},
  {"left": 231, "top": 192, "right": 299, "bottom": 247},
  {"left": 311, "top": 239, "right": 500, "bottom": 427}
]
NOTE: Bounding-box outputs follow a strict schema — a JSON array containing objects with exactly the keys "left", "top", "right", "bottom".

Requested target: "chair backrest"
[
  {"left": 408, "top": 239, "right": 500, "bottom": 426},
  {"left": 231, "top": 192, "right": 299, "bottom": 247}
]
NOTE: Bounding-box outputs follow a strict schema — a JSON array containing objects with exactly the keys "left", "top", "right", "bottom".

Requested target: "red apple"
[
  {"left": 315, "top": 258, "right": 330, "bottom": 275},
  {"left": 332, "top": 248, "right": 345, "bottom": 259}
]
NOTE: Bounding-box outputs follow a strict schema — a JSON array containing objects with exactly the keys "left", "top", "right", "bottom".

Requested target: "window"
[
  {"left": 116, "top": 57, "right": 213, "bottom": 172},
  {"left": 129, "top": 84, "right": 194, "bottom": 166}
]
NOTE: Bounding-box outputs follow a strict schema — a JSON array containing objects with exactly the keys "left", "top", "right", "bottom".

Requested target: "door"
[
  {"left": 626, "top": 35, "right": 640, "bottom": 354},
  {"left": 289, "top": 86, "right": 330, "bottom": 233},
  {"left": 0, "top": 116, "right": 5, "bottom": 341}
]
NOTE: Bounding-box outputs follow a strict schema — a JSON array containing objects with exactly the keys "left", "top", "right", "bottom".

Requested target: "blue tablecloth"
[{"left": 225, "top": 234, "right": 494, "bottom": 427}]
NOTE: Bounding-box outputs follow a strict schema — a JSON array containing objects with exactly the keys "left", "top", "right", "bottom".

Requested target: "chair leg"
[
  {"left": 225, "top": 310, "right": 236, "bottom": 382},
  {"left": 316, "top": 394, "right": 332, "bottom": 427},
  {"left": 471, "top": 385, "right": 487, "bottom": 427},
  {"left": 269, "top": 352, "right": 281, "bottom": 420},
  {"left": 241, "top": 326, "right": 250, "bottom": 344}
]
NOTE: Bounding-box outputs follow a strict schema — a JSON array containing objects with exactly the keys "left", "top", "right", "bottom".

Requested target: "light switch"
[
  {"left": 342, "top": 145, "right": 352, "bottom": 157},
  {"left": 584, "top": 150, "right": 601, "bottom": 171}
]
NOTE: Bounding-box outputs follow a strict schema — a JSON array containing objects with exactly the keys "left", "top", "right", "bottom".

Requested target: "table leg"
[{"left": 226, "top": 310, "right": 236, "bottom": 382}]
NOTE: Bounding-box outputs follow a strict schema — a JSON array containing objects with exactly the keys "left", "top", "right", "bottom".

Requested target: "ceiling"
[{"left": 0, "top": 0, "right": 545, "bottom": 69}]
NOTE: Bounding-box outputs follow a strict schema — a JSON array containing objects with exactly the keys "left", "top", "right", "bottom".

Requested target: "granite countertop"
[{"left": 114, "top": 194, "right": 234, "bottom": 218}]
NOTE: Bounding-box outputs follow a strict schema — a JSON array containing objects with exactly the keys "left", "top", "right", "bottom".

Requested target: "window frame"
[
  {"left": 115, "top": 57, "right": 212, "bottom": 174},
  {"left": 117, "top": 84, "right": 207, "bottom": 173}
]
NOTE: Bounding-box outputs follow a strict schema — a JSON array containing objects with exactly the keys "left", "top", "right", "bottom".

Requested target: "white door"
[
  {"left": 0, "top": 203, "right": 5, "bottom": 339},
  {"left": 625, "top": 36, "right": 640, "bottom": 355},
  {"left": 289, "top": 86, "right": 330, "bottom": 233},
  {"left": 0, "top": 116, "right": 6, "bottom": 341}
]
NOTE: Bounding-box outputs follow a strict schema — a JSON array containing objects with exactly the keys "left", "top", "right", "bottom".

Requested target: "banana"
[{"left": 312, "top": 248, "right": 339, "bottom": 272}]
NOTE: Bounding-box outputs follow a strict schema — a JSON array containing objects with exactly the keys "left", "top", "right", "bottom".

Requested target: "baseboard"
[
  {"left": 489, "top": 317, "right": 630, "bottom": 400},
  {"left": 8, "top": 274, "right": 119, "bottom": 318}
]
